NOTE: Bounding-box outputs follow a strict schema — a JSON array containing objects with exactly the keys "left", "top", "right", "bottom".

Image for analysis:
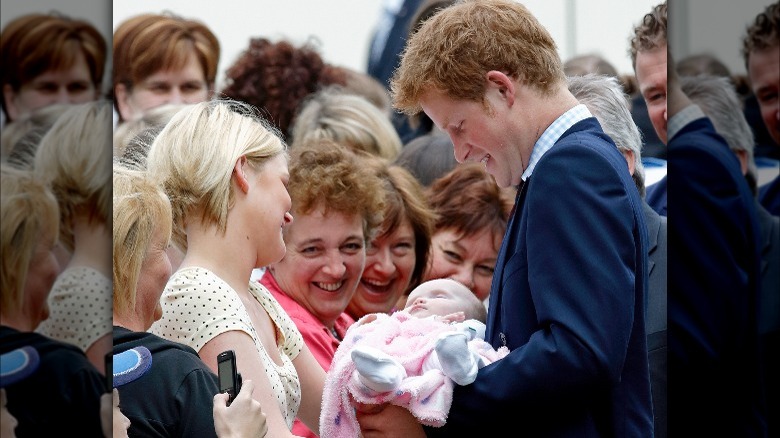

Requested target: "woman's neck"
[
  {"left": 68, "top": 214, "right": 111, "bottom": 278},
  {"left": 181, "top": 217, "right": 256, "bottom": 296},
  {"left": 0, "top": 313, "right": 35, "bottom": 332}
]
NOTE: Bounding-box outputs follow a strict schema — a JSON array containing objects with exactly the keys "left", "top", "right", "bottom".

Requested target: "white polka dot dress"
[
  {"left": 35, "top": 266, "right": 112, "bottom": 352},
  {"left": 149, "top": 266, "right": 303, "bottom": 429}
]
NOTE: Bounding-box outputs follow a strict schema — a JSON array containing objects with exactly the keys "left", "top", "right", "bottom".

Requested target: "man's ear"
[
  {"left": 734, "top": 149, "right": 749, "bottom": 176},
  {"left": 486, "top": 70, "right": 515, "bottom": 107},
  {"left": 114, "top": 83, "right": 135, "bottom": 122},
  {"left": 2, "top": 84, "right": 20, "bottom": 122},
  {"left": 233, "top": 156, "right": 250, "bottom": 193},
  {"left": 623, "top": 150, "right": 636, "bottom": 176}
]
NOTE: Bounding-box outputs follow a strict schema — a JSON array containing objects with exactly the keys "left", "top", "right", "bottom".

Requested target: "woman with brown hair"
[
  {"left": 346, "top": 158, "right": 435, "bottom": 319},
  {"left": 112, "top": 13, "right": 219, "bottom": 123},
  {"left": 423, "top": 163, "right": 514, "bottom": 303},
  {"left": 1, "top": 12, "right": 106, "bottom": 124}
]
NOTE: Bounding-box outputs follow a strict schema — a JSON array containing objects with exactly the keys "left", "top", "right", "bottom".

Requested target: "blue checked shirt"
[
  {"left": 668, "top": 104, "right": 705, "bottom": 140},
  {"left": 522, "top": 104, "right": 593, "bottom": 181}
]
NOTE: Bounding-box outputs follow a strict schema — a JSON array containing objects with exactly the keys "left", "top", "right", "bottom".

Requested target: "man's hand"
[{"left": 356, "top": 402, "right": 427, "bottom": 438}]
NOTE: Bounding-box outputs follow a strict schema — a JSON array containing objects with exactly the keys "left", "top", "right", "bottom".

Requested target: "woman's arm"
[
  {"left": 291, "top": 342, "right": 326, "bottom": 435},
  {"left": 200, "top": 331, "right": 299, "bottom": 438},
  {"left": 86, "top": 333, "right": 113, "bottom": 374}
]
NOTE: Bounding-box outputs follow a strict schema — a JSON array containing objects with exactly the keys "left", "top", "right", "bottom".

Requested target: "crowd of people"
[{"left": 0, "top": 1, "right": 778, "bottom": 437}]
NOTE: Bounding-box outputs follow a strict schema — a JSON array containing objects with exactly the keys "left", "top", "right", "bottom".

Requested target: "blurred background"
[
  {"left": 2, "top": 0, "right": 775, "bottom": 164},
  {"left": 4, "top": 0, "right": 663, "bottom": 90}
]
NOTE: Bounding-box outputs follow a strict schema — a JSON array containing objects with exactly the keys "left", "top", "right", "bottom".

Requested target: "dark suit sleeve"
[
  {"left": 667, "top": 118, "right": 765, "bottom": 435},
  {"left": 434, "top": 140, "right": 642, "bottom": 430}
]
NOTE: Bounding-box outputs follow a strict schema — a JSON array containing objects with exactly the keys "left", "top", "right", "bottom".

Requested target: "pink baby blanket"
[{"left": 319, "top": 311, "right": 507, "bottom": 438}]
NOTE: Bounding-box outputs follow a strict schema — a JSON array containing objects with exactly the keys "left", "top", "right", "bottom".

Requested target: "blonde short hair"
[
  {"left": 113, "top": 103, "right": 190, "bottom": 158},
  {"left": 1, "top": 165, "right": 59, "bottom": 315},
  {"left": 146, "top": 99, "right": 286, "bottom": 250},
  {"left": 112, "top": 165, "right": 172, "bottom": 317},
  {"left": 1, "top": 103, "right": 69, "bottom": 166},
  {"left": 291, "top": 86, "right": 402, "bottom": 160},
  {"left": 33, "top": 100, "right": 113, "bottom": 252}
]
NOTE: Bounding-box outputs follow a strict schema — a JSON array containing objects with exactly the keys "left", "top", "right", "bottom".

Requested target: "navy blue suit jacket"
[
  {"left": 758, "top": 174, "right": 780, "bottom": 216},
  {"left": 427, "top": 118, "right": 652, "bottom": 437},
  {"left": 667, "top": 116, "right": 765, "bottom": 436},
  {"left": 645, "top": 175, "right": 667, "bottom": 217},
  {"left": 644, "top": 202, "right": 667, "bottom": 438},
  {"left": 366, "top": 0, "right": 423, "bottom": 89},
  {"left": 756, "top": 203, "right": 780, "bottom": 438}
]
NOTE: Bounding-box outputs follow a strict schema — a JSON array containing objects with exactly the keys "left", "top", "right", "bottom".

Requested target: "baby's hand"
[{"left": 436, "top": 312, "right": 466, "bottom": 324}]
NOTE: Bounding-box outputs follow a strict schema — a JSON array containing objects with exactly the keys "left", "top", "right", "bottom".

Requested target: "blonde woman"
[
  {"left": 33, "top": 101, "right": 112, "bottom": 374},
  {"left": 0, "top": 165, "right": 104, "bottom": 436},
  {"left": 112, "top": 165, "right": 267, "bottom": 437},
  {"left": 112, "top": 103, "right": 190, "bottom": 158},
  {"left": 146, "top": 100, "right": 325, "bottom": 437},
  {"left": 291, "top": 86, "right": 402, "bottom": 160}
]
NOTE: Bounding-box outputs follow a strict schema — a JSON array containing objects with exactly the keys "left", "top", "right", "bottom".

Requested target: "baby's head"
[{"left": 404, "top": 279, "right": 487, "bottom": 323}]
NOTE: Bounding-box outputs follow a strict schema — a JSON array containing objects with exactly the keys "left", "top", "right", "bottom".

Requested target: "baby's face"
[{"left": 404, "top": 279, "right": 472, "bottom": 319}]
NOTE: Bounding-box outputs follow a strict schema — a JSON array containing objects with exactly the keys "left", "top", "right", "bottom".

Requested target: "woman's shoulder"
[
  {"left": 249, "top": 282, "right": 305, "bottom": 355},
  {"left": 166, "top": 266, "right": 235, "bottom": 295},
  {"left": 248, "top": 282, "right": 289, "bottom": 323},
  {"left": 50, "top": 265, "right": 111, "bottom": 292}
]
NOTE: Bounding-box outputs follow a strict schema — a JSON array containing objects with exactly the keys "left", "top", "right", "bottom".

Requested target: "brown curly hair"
[
  {"left": 629, "top": 2, "right": 667, "bottom": 71},
  {"left": 426, "top": 162, "right": 513, "bottom": 242},
  {"left": 391, "top": 0, "right": 564, "bottom": 116},
  {"left": 220, "top": 38, "right": 347, "bottom": 141},
  {"left": 741, "top": 2, "right": 779, "bottom": 69},
  {"left": 287, "top": 141, "right": 385, "bottom": 242}
]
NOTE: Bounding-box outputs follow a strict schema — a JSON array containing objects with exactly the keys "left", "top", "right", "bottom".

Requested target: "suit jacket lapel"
[
  {"left": 486, "top": 177, "right": 529, "bottom": 342},
  {"left": 756, "top": 202, "right": 773, "bottom": 275},
  {"left": 643, "top": 202, "right": 660, "bottom": 276}
]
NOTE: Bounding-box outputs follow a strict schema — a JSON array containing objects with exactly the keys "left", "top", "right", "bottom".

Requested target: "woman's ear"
[
  {"left": 114, "top": 83, "right": 135, "bottom": 122},
  {"left": 2, "top": 84, "right": 20, "bottom": 122},
  {"left": 233, "top": 156, "right": 250, "bottom": 193}
]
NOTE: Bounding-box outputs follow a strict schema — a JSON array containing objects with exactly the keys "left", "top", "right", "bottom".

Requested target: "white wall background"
[
  {"left": 670, "top": 0, "right": 772, "bottom": 76},
  {"left": 4, "top": 1, "right": 770, "bottom": 90},
  {"left": 111, "top": 0, "right": 385, "bottom": 90},
  {"left": 110, "top": 0, "right": 660, "bottom": 90}
]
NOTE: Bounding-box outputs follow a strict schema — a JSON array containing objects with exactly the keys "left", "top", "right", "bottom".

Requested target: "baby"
[
  {"left": 352, "top": 278, "right": 493, "bottom": 391},
  {"left": 320, "top": 279, "right": 509, "bottom": 437}
]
